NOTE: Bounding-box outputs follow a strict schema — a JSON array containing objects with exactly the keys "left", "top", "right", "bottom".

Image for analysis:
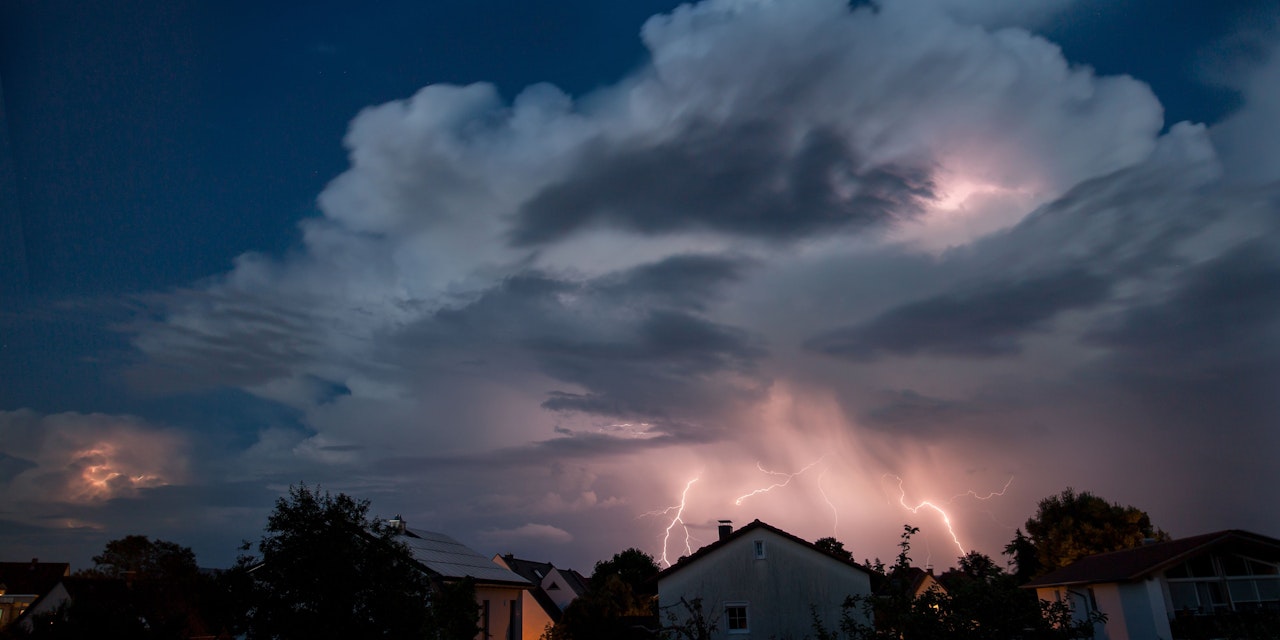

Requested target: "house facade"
[
  {"left": 658, "top": 520, "right": 872, "bottom": 639},
  {"left": 492, "top": 554, "right": 589, "bottom": 640},
  {"left": 0, "top": 560, "right": 70, "bottom": 630},
  {"left": 1024, "top": 529, "right": 1280, "bottom": 640},
  {"left": 394, "top": 523, "right": 533, "bottom": 640}
]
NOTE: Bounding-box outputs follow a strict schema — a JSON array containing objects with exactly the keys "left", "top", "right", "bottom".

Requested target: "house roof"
[
  {"left": 497, "top": 555, "right": 555, "bottom": 585},
  {"left": 398, "top": 528, "right": 530, "bottom": 587},
  {"left": 0, "top": 561, "right": 70, "bottom": 596},
  {"left": 1023, "top": 529, "right": 1280, "bottom": 589},
  {"left": 494, "top": 555, "right": 574, "bottom": 620},
  {"left": 656, "top": 519, "right": 871, "bottom": 580},
  {"left": 875, "top": 566, "right": 944, "bottom": 597},
  {"left": 560, "top": 568, "right": 589, "bottom": 596}
]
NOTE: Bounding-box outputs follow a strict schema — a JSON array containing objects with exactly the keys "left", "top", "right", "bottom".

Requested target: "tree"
[
  {"left": 815, "top": 537, "right": 854, "bottom": 561},
  {"left": 1023, "top": 487, "right": 1168, "bottom": 575},
  {"left": 660, "top": 597, "right": 718, "bottom": 640},
  {"left": 549, "top": 548, "right": 660, "bottom": 640},
  {"left": 1003, "top": 527, "right": 1040, "bottom": 583},
  {"left": 816, "top": 525, "right": 1103, "bottom": 640},
  {"left": 3, "top": 536, "right": 224, "bottom": 640},
  {"left": 590, "top": 547, "right": 660, "bottom": 597},
  {"left": 240, "top": 484, "right": 435, "bottom": 639},
  {"left": 86, "top": 534, "right": 199, "bottom": 581}
]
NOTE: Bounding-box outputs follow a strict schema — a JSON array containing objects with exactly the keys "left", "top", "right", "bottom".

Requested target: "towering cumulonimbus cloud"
[{"left": 114, "top": 0, "right": 1280, "bottom": 566}]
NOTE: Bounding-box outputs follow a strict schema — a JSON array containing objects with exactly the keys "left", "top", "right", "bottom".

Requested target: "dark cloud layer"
[
  {"left": 414, "top": 254, "right": 766, "bottom": 422},
  {"left": 513, "top": 123, "right": 934, "bottom": 245},
  {"left": 1087, "top": 241, "right": 1280, "bottom": 371},
  {"left": 806, "top": 269, "right": 1111, "bottom": 360}
]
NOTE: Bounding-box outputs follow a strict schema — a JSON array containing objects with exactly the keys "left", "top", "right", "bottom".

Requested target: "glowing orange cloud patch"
[{"left": 70, "top": 442, "right": 172, "bottom": 502}]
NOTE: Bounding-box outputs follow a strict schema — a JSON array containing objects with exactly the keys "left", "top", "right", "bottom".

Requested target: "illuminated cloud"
[
  {"left": 113, "top": 0, "right": 1280, "bottom": 568},
  {"left": 480, "top": 523, "right": 574, "bottom": 545},
  {"left": 0, "top": 410, "right": 190, "bottom": 509}
]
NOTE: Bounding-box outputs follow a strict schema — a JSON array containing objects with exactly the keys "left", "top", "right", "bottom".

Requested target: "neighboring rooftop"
[
  {"left": 0, "top": 561, "right": 70, "bottom": 596},
  {"left": 497, "top": 555, "right": 555, "bottom": 585},
  {"left": 399, "top": 528, "right": 530, "bottom": 587},
  {"left": 1024, "top": 529, "right": 1280, "bottom": 589},
  {"left": 657, "top": 519, "right": 871, "bottom": 579}
]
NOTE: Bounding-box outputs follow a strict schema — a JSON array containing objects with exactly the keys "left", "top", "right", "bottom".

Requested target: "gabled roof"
[
  {"left": 398, "top": 528, "right": 530, "bottom": 588},
  {"left": 1023, "top": 529, "right": 1280, "bottom": 589},
  {"left": 494, "top": 555, "right": 574, "bottom": 620},
  {"left": 657, "top": 519, "right": 871, "bottom": 580},
  {"left": 0, "top": 561, "right": 70, "bottom": 596},
  {"left": 559, "top": 567, "right": 589, "bottom": 596},
  {"left": 497, "top": 555, "right": 555, "bottom": 585},
  {"left": 875, "top": 566, "right": 945, "bottom": 598}
]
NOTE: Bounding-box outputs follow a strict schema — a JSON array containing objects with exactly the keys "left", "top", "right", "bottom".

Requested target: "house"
[
  {"left": 14, "top": 577, "right": 133, "bottom": 633},
  {"left": 1023, "top": 529, "right": 1280, "bottom": 640},
  {"left": 875, "top": 566, "right": 945, "bottom": 601},
  {"left": 657, "top": 519, "right": 873, "bottom": 639},
  {"left": 393, "top": 521, "right": 534, "bottom": 640},
  {"left": 492, "top": 554, "right": 589, "bottom": 639},
  {"left": 0, "top": 560, "right": 70, "bottom": 630}
]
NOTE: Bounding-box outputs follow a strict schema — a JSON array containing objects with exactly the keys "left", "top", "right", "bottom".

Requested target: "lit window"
[
  {"left": 754, "top": 540, "right": 766, "bottom": 559},
  {"left": 725, "top": 603, "right": 749, "bottom": 633}
]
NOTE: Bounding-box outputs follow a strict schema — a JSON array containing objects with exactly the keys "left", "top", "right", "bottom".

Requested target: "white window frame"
[
  {"left": 753, "top": 539, "right": 767, "bottom": 559},
  {"left": 724, "top": 601, "right": 750, "bottom": 634}
]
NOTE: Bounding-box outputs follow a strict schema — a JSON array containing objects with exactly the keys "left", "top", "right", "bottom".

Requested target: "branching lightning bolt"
[
  {"left": 882, "top": 474, "right": 1015, "bottom": 559},
  {"left": 734, "top": 459, "right": 824, "bottom": 506},
  {"left": 949, "top": 476, "right": 1014, "bottom": 501},
  {"left": 818, "top": 467, "right": 838, "bottom": 538},
  {"left": 639, "top": 476, "right": 699, "bottom": 568}
]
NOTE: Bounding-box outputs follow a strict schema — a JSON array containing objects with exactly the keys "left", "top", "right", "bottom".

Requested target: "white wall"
[
  {"left": 659, "top": 529, "right": 871, "bottom": 640},
  {"left": 1035, "top": 580, "right": 1172, "bottom": 640}
]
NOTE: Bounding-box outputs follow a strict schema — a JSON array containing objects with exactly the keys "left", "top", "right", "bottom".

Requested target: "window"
[
  {"left": 754, "top": 539, "right": 767, "bottom": 559},
  {"left": 725, "top": 603, "right": 749, "bottom": 633}
]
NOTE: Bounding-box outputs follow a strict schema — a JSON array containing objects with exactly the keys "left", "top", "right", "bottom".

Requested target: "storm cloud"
[{"left": 32, "top": 0, "right": 1277, "bottom": 570}]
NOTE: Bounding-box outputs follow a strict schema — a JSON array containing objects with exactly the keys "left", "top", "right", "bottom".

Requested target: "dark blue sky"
[
  {"left": 1, "top": 0, "right": 1278, "bottom": 572},
  {"left": 1, "top": 0, "right": 1263, "bottom": 298}
]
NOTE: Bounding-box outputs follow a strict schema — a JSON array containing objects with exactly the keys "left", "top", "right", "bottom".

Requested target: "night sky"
[{"left": 2, "top": 0, "right": 1278, "bottom": 573}]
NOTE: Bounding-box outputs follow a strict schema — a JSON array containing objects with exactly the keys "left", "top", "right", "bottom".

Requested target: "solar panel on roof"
[{"left": 399, "top": 528, "right": 531, "bottom": 584}]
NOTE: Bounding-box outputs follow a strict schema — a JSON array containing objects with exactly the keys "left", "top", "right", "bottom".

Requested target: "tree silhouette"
[{"left": 1023, "top": 487, "right": 1167, "bottom": 574}]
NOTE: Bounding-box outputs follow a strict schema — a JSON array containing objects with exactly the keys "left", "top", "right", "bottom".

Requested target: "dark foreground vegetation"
[{"left": 4, "top": 486, "right": 1276, "bottom": 639}]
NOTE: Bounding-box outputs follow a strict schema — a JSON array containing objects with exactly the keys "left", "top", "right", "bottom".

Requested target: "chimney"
[
  {"left": 388, "top": 515, "right": 406, "bottom": 534},
  {"left": 718, "top": 520, "right": 733, "bottom": 541}
]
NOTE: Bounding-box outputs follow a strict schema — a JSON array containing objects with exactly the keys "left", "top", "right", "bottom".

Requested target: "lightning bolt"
[
  {"left": 949, "top": 476, "right": 1014, "bottom": 501},
  {"left": 640, "top": 476, "right": 700, "bottom": 568},
  {"left": 882, "top": 474, "right": 1015, "bottom": 558},
  {"left": 883, "top": 474, "right": 967, "bottom": 557},
  {"left": 818, "top": 467, "right": 838, "bottom": 538},
  {"left": 734, "top": 459, "right": 824, "bottom": 506}
]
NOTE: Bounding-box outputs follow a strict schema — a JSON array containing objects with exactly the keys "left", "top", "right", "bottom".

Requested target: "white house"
[
  {"left": 1023, "top": 529, "right": 1280, "bottom": 640},
  {"left": 657, "top": 519, "right": 873, "bottom": 639}
]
